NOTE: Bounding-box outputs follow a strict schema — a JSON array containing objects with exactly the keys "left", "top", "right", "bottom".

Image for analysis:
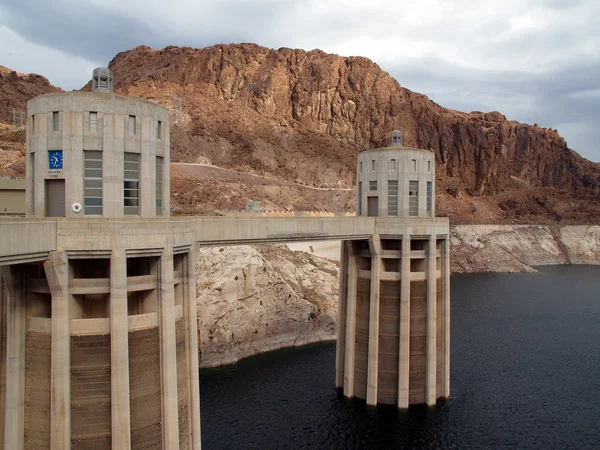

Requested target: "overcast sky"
[{"left": 1, "top": 0, "right": 598, "bottom": 162}]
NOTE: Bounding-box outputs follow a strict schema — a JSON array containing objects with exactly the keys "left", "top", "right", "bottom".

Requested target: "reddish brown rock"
[
  {"left": 2, "top": 44, "right": 600, "bottom": 222},
  {"left": 104, "top": 45, "right": 600, "bottom": 198}
]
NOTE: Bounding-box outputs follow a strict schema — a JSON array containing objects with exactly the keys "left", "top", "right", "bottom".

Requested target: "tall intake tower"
[
  {"left": 1, "top": 68, "right": 200, "bottom": 449},
  {"left": 336, "top": 131, "right": 450, "bottom": 407}
]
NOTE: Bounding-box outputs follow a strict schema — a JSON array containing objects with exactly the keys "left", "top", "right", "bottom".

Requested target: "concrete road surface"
[{"left": 285, "top": 240, "right": 341, "bottom": 261}]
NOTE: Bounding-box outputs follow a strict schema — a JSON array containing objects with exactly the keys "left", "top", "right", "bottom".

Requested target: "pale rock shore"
[
  {"left": 196, "top": 225, "right": 600, "bottom": 366},
  {"left": 451, "top": 225, "right": 600, "bottom": 272}
]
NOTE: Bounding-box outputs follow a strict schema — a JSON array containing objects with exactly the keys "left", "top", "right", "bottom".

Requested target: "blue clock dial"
[{"left": 49, "top": 150, "right": 63, "bottom": 170}]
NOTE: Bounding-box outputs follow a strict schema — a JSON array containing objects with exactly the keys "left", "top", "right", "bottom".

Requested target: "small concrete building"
[
  {"left": 336, "top": 131, "right": 450, "bottom": 407},
  {"left": 0, "top": 177, "right": 26, "bottom": 215}
]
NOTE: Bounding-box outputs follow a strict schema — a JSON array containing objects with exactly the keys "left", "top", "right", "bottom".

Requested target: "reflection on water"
[{"left": 200, "top": 266, "right": 600, "bottom": 449}]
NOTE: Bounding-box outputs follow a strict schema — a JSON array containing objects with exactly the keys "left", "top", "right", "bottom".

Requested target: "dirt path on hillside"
[{"left": 171, "top": 163, "right": 354, "bottom": 192}]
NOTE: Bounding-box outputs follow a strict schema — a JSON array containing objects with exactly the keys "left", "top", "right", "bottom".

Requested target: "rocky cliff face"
[
  {"left": 0, "top": 66, "right": 62, "bottom": 125},
  {"left": 0, "top": 66, "right": 61, "bottom": 175},
  {"left": 106, "top": 44, "right": 600, "bottom": 202},
  {"left": 195, "top": 245, "right": 338, "bottom": 367}
]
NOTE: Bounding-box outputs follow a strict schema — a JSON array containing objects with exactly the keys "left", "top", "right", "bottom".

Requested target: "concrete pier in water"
[{"left": 336, "top": 133, "right": 451, "bottom": 407}]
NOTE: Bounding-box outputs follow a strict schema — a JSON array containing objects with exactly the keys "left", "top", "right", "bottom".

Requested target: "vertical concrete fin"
[
  {"left": 160, "top": 240, "right": 180, "bottom": 449},
  {"left": 44, "top": 251, "right": 71, "bottom": 449},
  {"left": 335, "top": 240, "right": 349, "bottom": 388},
  {"left": 426, "top": 235, "right": 437, "bottom": 406},
  {"left": 0, "top": 272, "right": 5, "bottom": 448},
  {"left": 185, "top": 243, "right": 202, "bottom": 450},
  {"left": 1, "top": 266, "right": 26, "bottom": 450},
  {"left": 366, "top": 235, "right": 381, "bottom": 406},
  {"left": 343, "top": 241, "right": 358, "bottom": 398},
  {"left": 443, "top": 237, "right": 451, "bottom": 398},
  {"left": 398, "top": 234, "right": 411, "bottom": 408},
  {"left": 110, "top": 248, "right": 131, "bottom": 450}
]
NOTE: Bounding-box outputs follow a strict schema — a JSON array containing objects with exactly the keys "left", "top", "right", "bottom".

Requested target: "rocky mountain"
[
  {"left": 0, "top": 66, "right": 62, "bottom": 175},
  {"left": 2, "top": 44, "right": 600, "bottom": 222},
  {"left": 106, "top": 44, "right": 600, "bottom": 221}
]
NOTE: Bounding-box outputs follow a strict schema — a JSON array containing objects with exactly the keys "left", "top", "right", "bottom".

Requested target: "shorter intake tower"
[{"left": 336, "top": 131, "right": 450, "bottom": 407}]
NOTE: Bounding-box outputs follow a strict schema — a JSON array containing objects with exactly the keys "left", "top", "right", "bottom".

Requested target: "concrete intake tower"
[
  {"left": 336, "top": 131, "right": 450, "bottom": 407},
  {"left": 0, "top": 68, "right": 200, "bottom": 449}
]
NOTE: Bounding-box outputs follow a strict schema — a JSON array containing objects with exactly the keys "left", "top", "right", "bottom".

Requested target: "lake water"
[{"left": 199, "top": 266, "right": 600, "bottom": 449}]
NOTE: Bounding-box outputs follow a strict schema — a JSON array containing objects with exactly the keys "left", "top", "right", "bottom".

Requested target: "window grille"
[
  {"left": 156, "top": 156, "right": 163, "bottom": 215},
  {"left": 409, "top": 180, "right": 418, "bottom": 216},
  {"left": 427, "top": 181, "right": 432, "bottom": 215},
  {"left": 369, "top": 180, "right": 377, "bottom": 191},
  {"left": 124, "top": 152, "right": 140, "bottom": 215},
  {"left": 358, "top": 182, "right": 362, "bottom": 215},
  {"left": 388, "top": 180, "right": 398, "bottom": 216},
  {"left": 84, "top": 150, "right": 103, "bottom": 215}
]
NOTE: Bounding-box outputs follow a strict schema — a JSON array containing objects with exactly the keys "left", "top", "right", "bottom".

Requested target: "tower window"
[
  {"left": 156, "top": 156, "right": 163, "bottom": 216},
  {"left": 427, "top": 182, "right": 432, "bottom": 215},
  {"left": 31, "top": 115, "right": 35, "bottom": 134},
  {"left": 84, "top": 150, "right": 103, "bottom": 215},
  {"left": 409, "top": 180, "right": 418, "bottom": 216},
  {"left": 412, "top": 159, "right": 417, "bottom": 171},
  {"left": 371, "top": 160, "right": 375, "bottom": 171},
  {"left": 52, "top": 111, "right": 59, "bottom": 132},
  {"left": 391, "top": 159, "right": 396, "bottom": 170},
  {"left": 358, "top": 182, "right": 362, "bottom": 215},
  {"left": 157, "top": 120, "right": 162, "bottom": 139},
  {"left": 89, "top": 112, "right": 97, "bottom": 132},
  {"left": 128, "top": 115, "right": 136, "bottom": 135},
  {"left": 369, "top": 181, "right": 377, "bottom": 191},
  {"left": 428, "top": 160, "right": 431, "bottom": 172},
  {"left": 388, "top": 180, "right": 398, "bottom": 216},
  {"left": 124, "top": 152, "right": 140, "bottom": 215},
  {"left": 360, "top": 161, "right": 362, "bottom": 173}
]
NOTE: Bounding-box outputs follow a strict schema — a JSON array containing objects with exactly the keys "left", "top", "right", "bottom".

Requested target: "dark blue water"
[{"left": 199, "top": 266, "right": 600, "bottom": 449}]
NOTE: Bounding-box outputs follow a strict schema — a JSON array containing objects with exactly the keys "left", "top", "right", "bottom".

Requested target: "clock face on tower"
[{"left": 48, "top": 150, "right": 63, "bottom": 170}]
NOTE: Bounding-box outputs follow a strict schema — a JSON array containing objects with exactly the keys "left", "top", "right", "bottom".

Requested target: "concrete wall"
[
  {"left": 337, "top": 230, "right": 450, "bottom": 407},
  {"left": 70, "top": 334, "right": 111, "bottom": 449},
  {"left": 129, "top": 327, "right": 162, "bottom": 449},
  {"left": 24, "top": 331, "right": 51, "bottom": 449},
  {"left": 27, "top": 92, "right": 170, "bottom": 218}
]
